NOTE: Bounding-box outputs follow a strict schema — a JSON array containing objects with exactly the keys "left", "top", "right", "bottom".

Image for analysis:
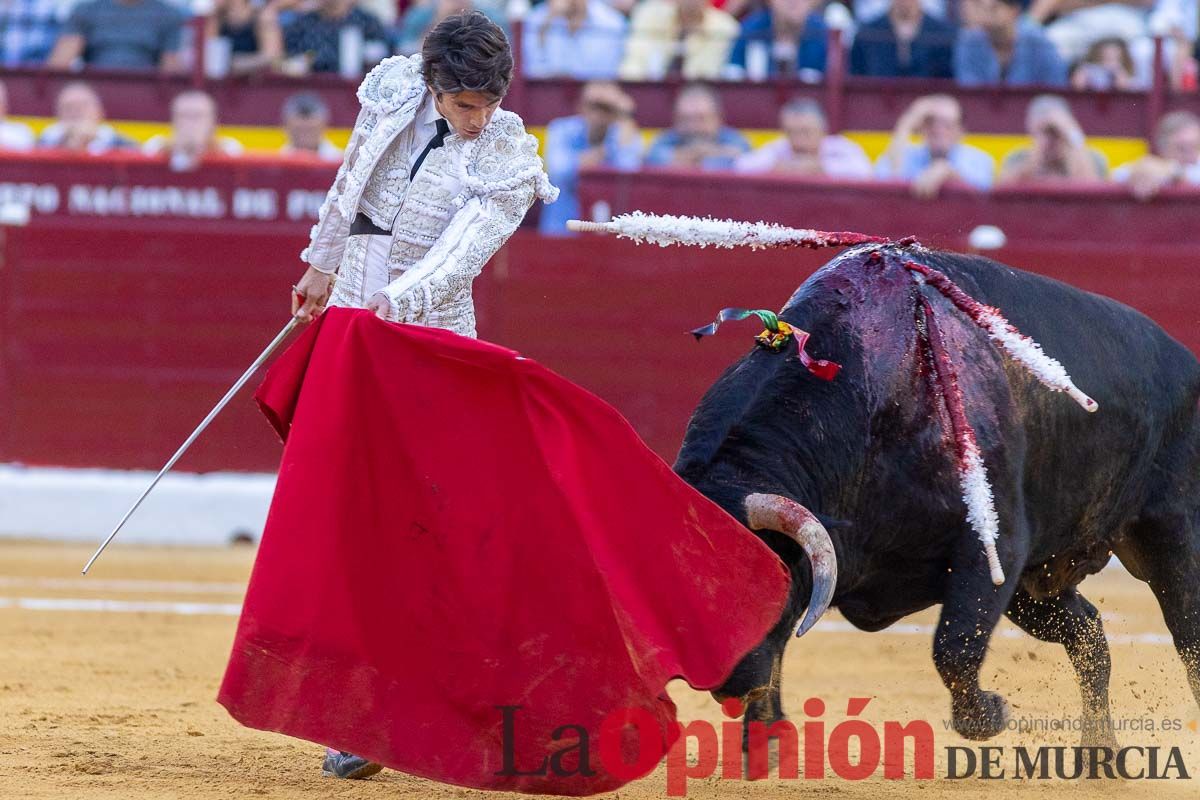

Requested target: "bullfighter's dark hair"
[{"left": 421, "top": 12, "right": 513, "bottom": 100}]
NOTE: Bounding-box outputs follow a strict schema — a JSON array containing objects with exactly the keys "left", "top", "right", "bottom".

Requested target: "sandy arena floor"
[{"left": 1, "top": 539, "right": 1199, "bottom": 799}]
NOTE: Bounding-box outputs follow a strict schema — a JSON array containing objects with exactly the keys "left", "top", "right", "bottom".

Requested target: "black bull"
[{"left": 675, "top": 244, "right": 1200, "bottom": 748}]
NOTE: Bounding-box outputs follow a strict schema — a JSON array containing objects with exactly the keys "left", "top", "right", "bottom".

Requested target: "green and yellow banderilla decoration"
[{"left": 690, "top": 308, "right": 842, "bottom": 381}]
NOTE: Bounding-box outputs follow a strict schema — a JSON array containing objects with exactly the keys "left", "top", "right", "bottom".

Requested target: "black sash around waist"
[{"left": 350, "top": 212, "right": 391, "bottom": 236}]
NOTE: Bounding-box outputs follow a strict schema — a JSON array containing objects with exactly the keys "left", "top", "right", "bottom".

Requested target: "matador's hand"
[
  {"left": 366, "top": 292, "right": 394, "bottom": 320},
  {"left": 292, "top": 266, "right": 334, "bottom": 323}
]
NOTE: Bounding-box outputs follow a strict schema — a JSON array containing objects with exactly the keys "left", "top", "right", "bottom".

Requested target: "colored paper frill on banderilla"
[{"left": 217, "top": 307, "right": 791, "bottom": 796}]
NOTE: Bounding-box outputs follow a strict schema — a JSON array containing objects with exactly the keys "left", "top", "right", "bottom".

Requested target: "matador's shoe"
[{"left": 321, "top": 749, "right": 384, "bottom": 779}]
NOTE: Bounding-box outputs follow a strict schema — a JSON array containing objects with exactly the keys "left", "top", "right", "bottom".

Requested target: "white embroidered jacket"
[{"left": 302, "top": 54, "right": 558, "bottom": 338}]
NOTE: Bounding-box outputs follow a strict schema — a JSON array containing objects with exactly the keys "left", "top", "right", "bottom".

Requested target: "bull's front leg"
[
  {"left": 710, "top": 599, "right": 795, "bottom": 778},
  {"left": 742, "top": 645, "right": 785, "bottom": 746},
  {"left": 933, "top": 530, "right": 1023, "bottom": 741},
  {"left": 1004, "top": 587, "right": 1116, "bottom": 749},
  {"left": 718, "top": 636, "right": 788, "bottom": 780}
]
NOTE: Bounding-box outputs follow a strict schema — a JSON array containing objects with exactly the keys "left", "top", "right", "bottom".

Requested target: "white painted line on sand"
[
  {"left": 813, "top": 620, "right": 1174, "bottom": 646},
  {"left": 3, "top": 596, "right": 241, "bottom": 616},
  {"left": 0, "top": 597, "right": 1176, "bottom": 644},
  {"left": 0, "top": 576, "right": 245, "bottom": 595}
]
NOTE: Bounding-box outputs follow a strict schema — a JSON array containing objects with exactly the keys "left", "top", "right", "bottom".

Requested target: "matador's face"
[{"left": 434, "top": 90, "right": 502, "bottom": 141}]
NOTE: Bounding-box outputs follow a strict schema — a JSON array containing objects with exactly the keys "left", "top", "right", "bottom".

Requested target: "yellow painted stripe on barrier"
[
  {"left": 840, "top": 130, "right": 1148, "bottom": 167},
  {"left": 12, "top": 116, "right": 1149, "bottom": 171}
]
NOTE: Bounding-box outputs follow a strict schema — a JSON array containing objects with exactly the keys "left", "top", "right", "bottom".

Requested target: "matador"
[
  {"left": 291, "top": 11, "right": 557, "bottom": 339},
  {"left": 286, "top": 11, "right": 557, "bottom": 779}
]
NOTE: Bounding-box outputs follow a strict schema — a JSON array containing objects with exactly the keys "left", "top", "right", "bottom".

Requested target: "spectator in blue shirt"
[
  {"left": 876, "top": 94, "right": 995, "bottom": 196},
  {"left": 396, "top": 0, "right": 508, "bottom": 55},
  {"left": 954, "top": 0, "right": 1066, "bottom": 86},
  {"left": 1, "top": 0, "right": 61, "bottom": 65},
  {"left": 47, "top": 0, "right": 184, "bottom": 71},
  {"left": 728, "top": 0, "right": 829, "bottom": 79},
  {"left": 540, "top": 81, "right": 644, "bottom": 235},
  {"left": 522, "top": 0, "right": 628, "bottom": 79},
  {"left": 849, "top": 0, "right": 956, "bottom": 78},
  {"left": 645, "top": 84, "right": 750, "bottom": 170}
]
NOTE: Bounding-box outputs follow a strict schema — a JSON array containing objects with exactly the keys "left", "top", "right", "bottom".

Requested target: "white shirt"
[
  {"left": 142, "top": 134, "right": 244, "bottom": 171},
  {"left": 1112, "top": 160, "right": 1200, "bottom": 184},
  {"left": 0, "top": 120, "right": 35, "bottom": 151},
  {"left": 1149, "top": 0, "right": 1197, "bottom": 42},
  {"left": 521, "top": 0, "right": 628, "bottom": 79},
  {"left": 37, "top": 122, "right": 129, "bottom": 154},
  {"left": 281, "top": 139, "right": 344, "bottom": 162},
  {"left": 854, "top": 0, "right": 945, "bottom": 22},
  {"left": 735, "top": 135, "right": 874, "bottom": 179},
  {"left": 403, "top": 92, "right": 446, "bottom": 168}
]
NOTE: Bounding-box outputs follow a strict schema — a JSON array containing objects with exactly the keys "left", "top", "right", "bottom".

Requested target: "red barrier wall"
[{"left": 2, "top": 159, "right": 1197, "bottom": 473}]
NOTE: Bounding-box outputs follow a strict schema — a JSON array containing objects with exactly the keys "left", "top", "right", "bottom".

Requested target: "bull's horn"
[{"left": 744, "top": 493, "right": 838, "bottom": 638}]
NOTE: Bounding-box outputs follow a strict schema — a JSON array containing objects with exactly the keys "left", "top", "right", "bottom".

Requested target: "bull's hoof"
[{"left": 951, "top": 691, "right": 1010, "bottom": 741}]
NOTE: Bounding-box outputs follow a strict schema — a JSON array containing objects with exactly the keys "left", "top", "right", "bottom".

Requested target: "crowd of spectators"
[
  {"left": 1, "top": 0, "right": 1198, "bottom": 234},
  {"left": 2, "top": 72, "right": 1198, "bottom": 220},
  {"left": 1, "top": 0, "right": 1198, "bottom": 89},
  {"left": 537, "top": 79, "right": 1200, "bottom": 231},
  {"left": 0, "top": 77, "right": 343, "bottom": 165}
]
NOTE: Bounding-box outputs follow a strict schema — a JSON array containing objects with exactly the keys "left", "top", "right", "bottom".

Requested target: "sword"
[{"left": 81, "top": 317, "right": 301, "bottom": 574}]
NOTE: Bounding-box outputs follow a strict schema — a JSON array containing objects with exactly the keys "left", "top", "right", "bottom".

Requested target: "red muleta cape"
[{"left": 218, "top": 307, "right": 790, "bottom": 795}]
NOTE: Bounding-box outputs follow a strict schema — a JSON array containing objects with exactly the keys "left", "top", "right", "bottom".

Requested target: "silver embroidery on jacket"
[{"left": 307, "top": 55, "right": 558, "bottom": 339}]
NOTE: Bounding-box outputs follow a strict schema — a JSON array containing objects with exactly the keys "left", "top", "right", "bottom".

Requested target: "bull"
[{"left": 674, "top": 243, "right": 1200, "bottom": 752}]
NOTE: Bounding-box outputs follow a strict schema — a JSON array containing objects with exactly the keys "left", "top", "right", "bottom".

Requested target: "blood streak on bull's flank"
[{"left": 916, "top": 292, "right": 1004, "bottom": 585}]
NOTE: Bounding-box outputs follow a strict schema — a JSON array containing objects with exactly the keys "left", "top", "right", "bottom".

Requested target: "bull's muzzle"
[{"left": 744, "top": 493, "right": 838, "bottom": 638}]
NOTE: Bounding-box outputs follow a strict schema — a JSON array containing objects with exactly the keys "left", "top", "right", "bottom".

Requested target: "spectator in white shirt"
[
  {"left": 143, "top": 90, "right": 243, "bottom": 171},
  {"left": 522, "top": 0, "right": 628, "bottom": 78},
  {"left": 1113, "top": 110, "right": 1200, "bottom": 200},
  {"left": 854, "top": 0, "right": 946, "bottom": 21},
  {"left": 0, "top": 80, "right": 35, "bottom": 152},
  {"left": 619, "top": 0, "right": 740, "bottom": 80},
  {"left": 736, "top": 98, "right": 872, "bottom": 178},
  {"left": 998, "top": 94, "right": 1107, "bottom": 183},
  {"left": 37, "top": 81, "right": 138, "bottom": 153},
  {"left": 876, "top": 94, "right": 996, "bottom": 197},
  {"left": 280, "top": 92, "right": 343, "bottom": 161}
]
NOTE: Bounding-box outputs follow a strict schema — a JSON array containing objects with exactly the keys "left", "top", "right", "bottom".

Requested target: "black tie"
[{"left": 409, "top": 118, "right": 451, "bottom": 181}]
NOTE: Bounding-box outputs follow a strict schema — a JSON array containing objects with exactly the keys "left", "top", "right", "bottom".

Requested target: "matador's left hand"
[{"left": 366, "top": 292, "right": 393, "bottom": 320}]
